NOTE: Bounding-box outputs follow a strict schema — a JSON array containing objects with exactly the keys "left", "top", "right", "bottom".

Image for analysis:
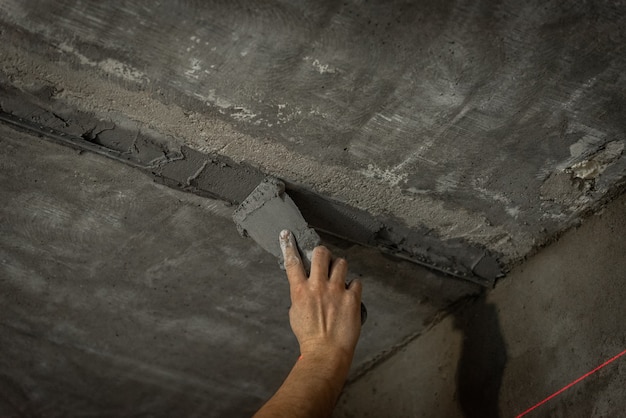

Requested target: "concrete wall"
[
  {"left": 335, "top": 191, "right": 626, "bottom": 417},
  {"left": 1, "top": 1, "right": 625, "bottom": 417}
]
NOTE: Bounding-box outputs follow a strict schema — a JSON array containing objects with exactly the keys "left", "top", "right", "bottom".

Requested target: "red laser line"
[{"left": 516, "top": 348, "right": 626, "bottom": 418}]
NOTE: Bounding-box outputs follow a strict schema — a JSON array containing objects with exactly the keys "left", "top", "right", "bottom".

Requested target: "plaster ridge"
[
  {"left": 0, "top": 40, "right": 529, "bottom": 263},
  {"left": 0, "top": 110, "right": 501, "bottom": 285}
]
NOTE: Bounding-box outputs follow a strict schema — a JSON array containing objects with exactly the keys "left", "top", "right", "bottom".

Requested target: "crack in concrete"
[
  {"left": 50, "top": 111, "right": 69, "bottom": 127},
  {"left": 81, "top": 125, "right": 115, "bottom": 145}
]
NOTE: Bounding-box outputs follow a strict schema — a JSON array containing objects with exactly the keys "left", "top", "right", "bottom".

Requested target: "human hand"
[{"left": 279, "top": 230, "right": 363, "bottom": 361}]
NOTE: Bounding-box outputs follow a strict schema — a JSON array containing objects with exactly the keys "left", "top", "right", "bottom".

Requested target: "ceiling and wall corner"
[{"left": 0, "top": 1, "right": 624, "bottom": 416}]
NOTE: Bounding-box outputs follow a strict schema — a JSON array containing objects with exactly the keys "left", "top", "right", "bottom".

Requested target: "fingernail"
[{"left": 279, "top": 230, "right": 292, "bottom": 252}]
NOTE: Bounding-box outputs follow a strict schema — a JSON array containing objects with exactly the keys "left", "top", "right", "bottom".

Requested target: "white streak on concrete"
[
  {"left": 184, "top": 58, "right": 202, "bottom": 79},
  {"left": 194, "top": 90, "right": 233, "bottom": 110},
  {"left": 192, "top": 90, "right": 257, "bottom": 121},
  {"left": 405, "top": 187, "right": 429, "bottom": 195},
  {"left": 565, "top": 76, "right": 597, "bottom": 110},
  {"left": 475, "top": 186, "right": 522, "bottom": 218},
  {"left": 569, "top": 134, "right": 604, "bottom": 159},
  {"left": 506, "top": 207, "right": 521, "bottom": 218},
  {"left": 553, "top": 122, "right": 608, "bottom": 170},
  {"left": 475, "top": 186, "right": 511, "bottom": 205},
  {"left": 231, "top": 106, "right": 257, "bottom": 122},
  {"left": 569, "top": 140, "right": 624, "bottom": 180},
  {"left": 99, "top": 59, "right": 146, "bottom": 82},
  {"left": 435, "top": 173, "right": 458, "bottom": 193},
  {"left": 275, "top": 104, "right": 302, "bottom": 124},
  {"left": 359, "top": 164, "right": 408, "bottom": 187},
  {"left": 303, "top": 56, "right": 338, "bottom": 74},
  {"left": 58, "top": 42, "right": 147, "bottom": 83},
  {"left": 377, "top": 113, "right": 392, "bottom": 122}
]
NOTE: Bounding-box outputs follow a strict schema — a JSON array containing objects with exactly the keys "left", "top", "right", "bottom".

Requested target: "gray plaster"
[
  {"left": 0, "top": 89, "right": 501, "bottom": 285},
  {"left": 0, "top": 123, "right": 478, "bottom": 417},
  {"left": 0, "top": 0, "right": 625, "bottom": 274},
  {"left": 233, "top": 177, "right": 321, "bottom": 272},
  {"left": 1, "top": 1, "right": 625, "bottom": 415}
]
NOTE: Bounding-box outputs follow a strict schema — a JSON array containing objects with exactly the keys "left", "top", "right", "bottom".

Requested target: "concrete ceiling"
[
  {"left": 2, "top": 0, "right": 624, "bottom": 284},
  {"left": 1, "top": 0, "right": 625, "bottom": 416},
  {"left": 2, "top": 124, "right": 477, "bottom": 416}
]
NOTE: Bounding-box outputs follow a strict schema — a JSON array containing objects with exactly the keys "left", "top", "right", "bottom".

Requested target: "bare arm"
[{"left": 253, "top": 230, "right": 363, "bottom": 418}]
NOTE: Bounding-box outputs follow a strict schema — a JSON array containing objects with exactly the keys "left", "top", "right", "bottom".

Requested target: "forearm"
[{"left": 254, "top": 349, "right": 352, "bottom": 418}]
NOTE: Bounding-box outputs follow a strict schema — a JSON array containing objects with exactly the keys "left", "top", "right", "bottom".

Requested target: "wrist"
[{"left": 298, "top": 344, "right": 354, "bottom": 379}]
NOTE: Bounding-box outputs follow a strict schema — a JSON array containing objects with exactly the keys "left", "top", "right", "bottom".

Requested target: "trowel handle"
[
  {"left": 360, "top": 302, "right": 368, "bottom": 326},
  {"left": 345, "top": 282, "right": 367, "bottom": 325}
]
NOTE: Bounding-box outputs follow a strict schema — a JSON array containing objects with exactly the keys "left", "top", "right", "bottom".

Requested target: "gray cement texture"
[
  {"left": 0, "top": 123, "right": 478, "bottom": 417},
  {"left": 1, "top": 2, "right": 625, "bottom": 415},
  {"left": 0, "top": 0, "right": 624, "bottom": 278},
  {"left": 335, "top": 191, "right": 626, "bottom": 417}
]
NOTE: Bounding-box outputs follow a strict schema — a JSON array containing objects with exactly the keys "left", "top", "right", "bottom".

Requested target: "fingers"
[
  {"left": 310, "top": 246, "right": 332, "bottom": 284},
  {"left": 347, "top": 278, "right": 363, "bottom": 300},
  {"left": 329, "top": 257, "right": 348, "bottom": 286},
  {"left": 280, "top": 230, "right": 306, "bottom": 285},
  {"left": 283, "top": 236, "right": 353, "bottom": 290}
]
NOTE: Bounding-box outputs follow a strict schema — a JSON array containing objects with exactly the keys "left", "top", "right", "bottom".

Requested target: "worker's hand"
[{"left": 279, "top": 230, "right": 362, "bottom": 362}]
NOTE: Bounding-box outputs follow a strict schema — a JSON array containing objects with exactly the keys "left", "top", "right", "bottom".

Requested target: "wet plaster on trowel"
[{"left": 233, "top": 177, "right": 320, "bottom": 272}]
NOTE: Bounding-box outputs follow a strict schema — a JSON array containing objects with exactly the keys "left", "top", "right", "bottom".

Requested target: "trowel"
[{"left": 233, "top": 177, "right": 367, "bottom": 324}]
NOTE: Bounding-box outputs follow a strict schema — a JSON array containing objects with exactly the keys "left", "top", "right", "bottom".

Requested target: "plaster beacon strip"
[
  {"left": 0, "top": 107, "right": 501, "bottom": 286},
  {"left": 0, "top": 40, "right": 506, "bottom": 285}
]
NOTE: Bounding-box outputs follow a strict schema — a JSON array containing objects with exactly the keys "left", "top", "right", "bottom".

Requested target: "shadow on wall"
[{"left": 453, "top": 293, "right": 508, "bottom": 418}]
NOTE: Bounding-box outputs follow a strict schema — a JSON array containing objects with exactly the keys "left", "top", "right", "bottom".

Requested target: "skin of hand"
[
  {"left": 282, "top": 230, "right": 363, "bottom": 360},
  {"left": 253, "top": 230, "right": 363, "bottom": 418}
]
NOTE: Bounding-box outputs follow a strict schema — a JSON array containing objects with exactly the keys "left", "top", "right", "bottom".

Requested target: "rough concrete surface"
[
  {"left": 0, "top": 124, "right": 478, "bottom": 417},
  {"left": 335, "top": 191, "right": 626, "bottom": 417},
  {"left": 1, "top": 1, "right": 625, "bottom": 417},
  {"left": 0, "top": 0, "right": 625, "bottom": 275}
]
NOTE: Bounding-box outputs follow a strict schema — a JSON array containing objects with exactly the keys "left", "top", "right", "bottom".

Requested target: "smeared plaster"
[{"left": 569, "top": 141, "right": 624, "bottom": 181}]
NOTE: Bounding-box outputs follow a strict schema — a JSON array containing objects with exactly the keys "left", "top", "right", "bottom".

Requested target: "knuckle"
[
  {"left": 314, "top": 246, "right": 331, "bottom": 257},
  {"left": 346, "top": 289, "right": 360, "bottom": 303},
  {"left": 291, "top": 283, "right": 308, "bottom": 299},
  {"left": 284, "top": 255, "right": 301, "bottom": 268}
]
